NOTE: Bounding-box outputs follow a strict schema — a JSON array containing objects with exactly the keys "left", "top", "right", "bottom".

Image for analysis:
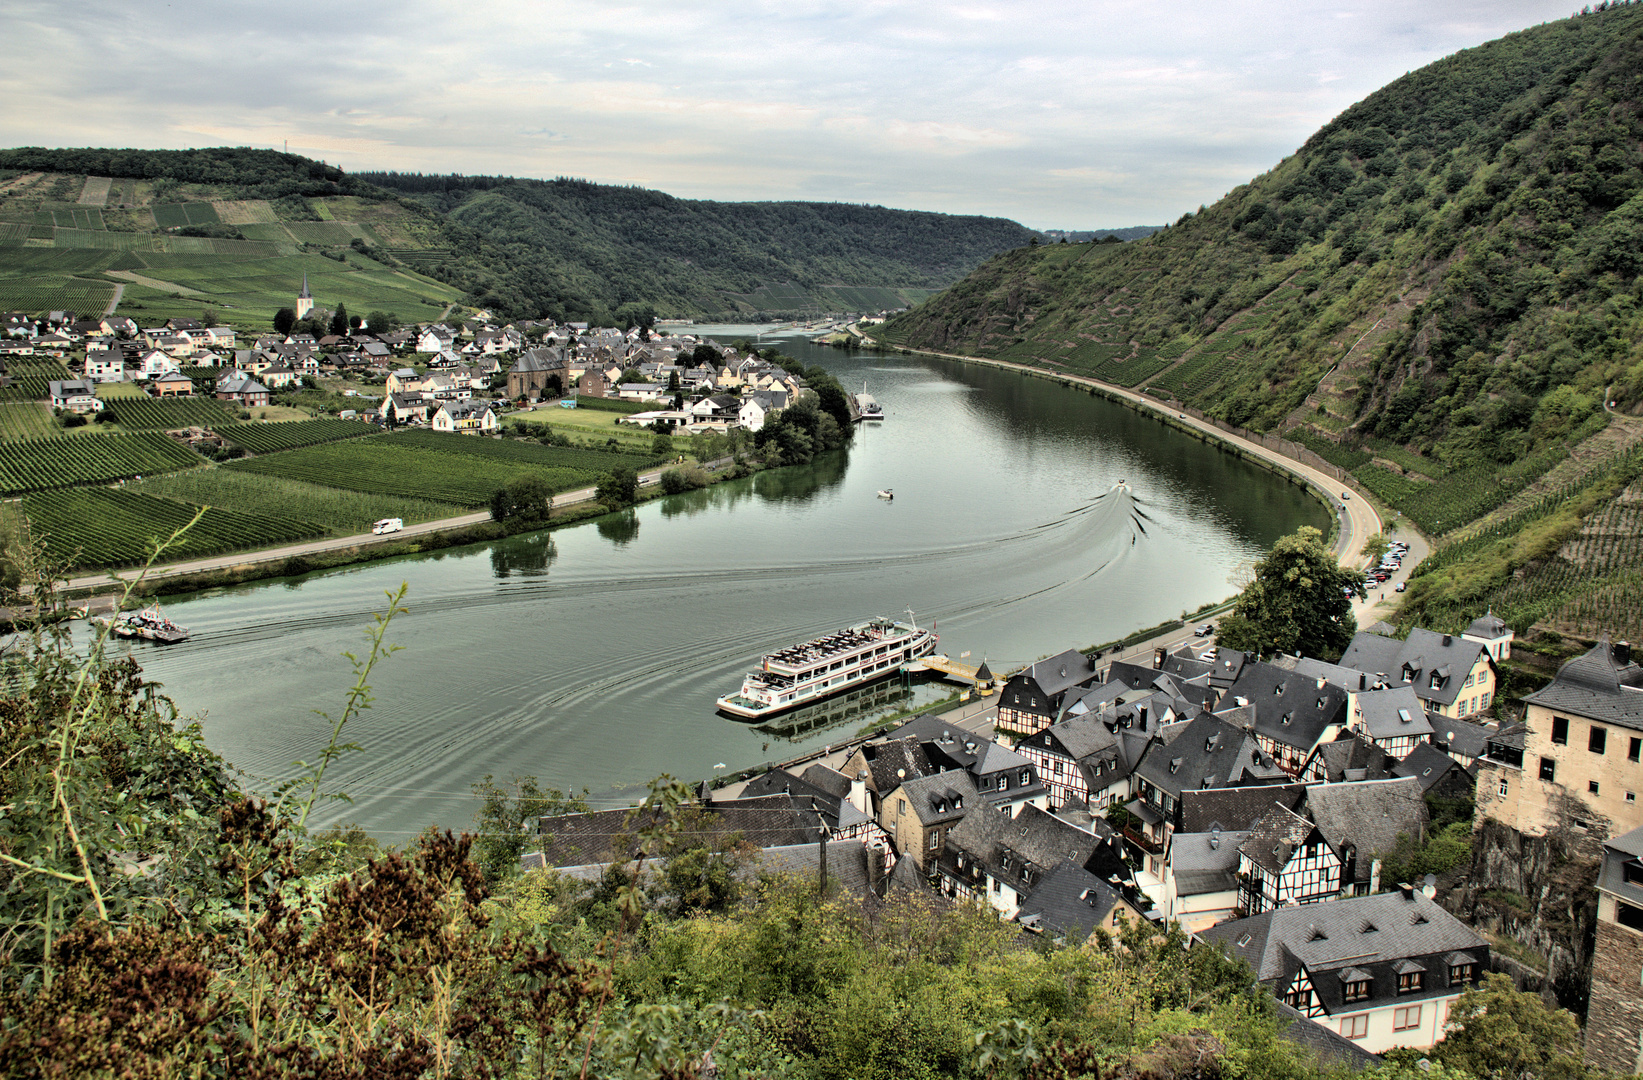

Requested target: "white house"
[
  {"left": 431, "top": 400, "right": 498, "bottom": 434},
  {"left": 84, "top": 351, "right": 126, "bottom": 383},
  {"left": 49, "top": 379, "right": 103, "bottom": 413}
]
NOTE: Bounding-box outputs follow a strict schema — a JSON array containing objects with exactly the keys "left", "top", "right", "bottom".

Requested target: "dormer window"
[
  {"left": 1449, "top": 962, "right": 1474, "bottom": 985},
  {"left": 1019, "top": 768, "right": 1031, "bottom": 786},
  {"left": 1169, "top": 757, "right": 1182, "bottom": 774},
  {"left": 1344, "top": 978, "right": 1371, "bottom": 1002},
  {"left": 1398, "top": 971, "right": 1423, "bottom": 994}
]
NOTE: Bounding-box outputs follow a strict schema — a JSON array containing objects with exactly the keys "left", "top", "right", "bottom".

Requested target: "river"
[{"left": 122, "top": 332, "right": 1326, "bottom": 841}]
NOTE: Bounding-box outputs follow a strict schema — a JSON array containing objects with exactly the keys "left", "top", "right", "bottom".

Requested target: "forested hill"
[
  {"left": 882, "top": 4, "right": 1643, "bottom": 459},
  {"left": 0, "top": 147, "right": 1037, "bottom": 322},
  {"left": 356, "top": 171, "right": 1040, "bottom": 319}
]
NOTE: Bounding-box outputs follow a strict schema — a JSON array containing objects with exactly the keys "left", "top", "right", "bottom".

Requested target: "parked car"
[{"left": 1195, "top": 622, "right": 1216, "bottom": 636}]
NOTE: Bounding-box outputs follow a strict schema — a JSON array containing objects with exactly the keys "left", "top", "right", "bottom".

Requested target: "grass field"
[
  {"left": 0, "top": 432, "right": 205, "bottom": 496},
  {"left": 136, "top": 469, "right": 463, "bottom": 535},
  {"left": 504, "top": 408, "right": 662, "bottom": 452},
  {"left": 94, "top": 381, "right": 151, "bottom": 400},
  {"left": 384, "top": 429, "right": 657, "bottom": 472},
  {"left": 22, "top": 486, "right": 325, "bottom": 569},
  {"left": 224, "top": 439, "right": 602, "bottom": 505}
]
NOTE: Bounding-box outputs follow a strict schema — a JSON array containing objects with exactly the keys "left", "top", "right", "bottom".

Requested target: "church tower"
[{"left": 296, "top": 274, "right": 313, "bottom": 319}]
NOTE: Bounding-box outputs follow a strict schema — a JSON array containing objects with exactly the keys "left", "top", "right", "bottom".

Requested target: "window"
[
  {"left": 1591, "top": 780, "right": 1602, "bottom": 795},
  {"left": 1450, "top": 963, "right": 1474, "bottom": 985},
  {"left": 1540, "top": 757, "right": 1557, "bottom": 782},
  {"left": 1393, "top": 1005, "right": 1422, "bottom": 1032},
  {"left": 1019, "top": 768, "right": 1031, "bottom": 786},
  {"left": 1344, "top": 979, "right": 1371, "bottom": 1002},
  {"left": 1398, "top": 971, "right": 1424, "bottom": 994},
  {"left": 1480, "top": 691, "right": 1492, "bottom": 710},
  {"left": 1499, "top": 779, "right": 1509, "bottom": 797},
  {"left": 929, "top": 831, "right": 940, "bottom": 851},
  {"left": 1285, "top": 986, "right": 1310, "bottom": 1008},
  {"left": 1629, "top": 792, "right": 1637, "bottom": 804},
  {"left": 1619, "top": 902, "right": 1643, "bottom": 932},
  {"left": 1592, "top": 727, "right": 1608, "bottom": 755},
  {"left": 1464, "top": 674, "right": 1475, "bottom": 689},
  {"left": 998, "top": 775, "right": 1009, "bottom": 792},
  {"left": 1632, "top": 737, "right": 1642, "bottom": 763},
  {"left": 1340, "top": 1014, "right": 1369, "bottom": 1040},
  {"left": 899, "top": 799, "right": 907, "bottom": 816},
  {"left": 1110, "top": 909, "right": 1122, "bottom": 927},
  {"left": 1552, "top": 716, "right": 1569, "bottom": 745}
]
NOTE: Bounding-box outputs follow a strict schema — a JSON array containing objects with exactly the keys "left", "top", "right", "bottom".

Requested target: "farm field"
[
  {"left": 384, "top": 429, "right": 657, "bottom": 472},
  {"left": 136, "top": 470, "right": 463, "bottom": 534},
  {"left": 0, "top": 403, "right": 58, "bottom": 441},
  {"left": 0, "top": 432, "right": 204, "bottom": 496},
  {"left": 98, "top": 396, "right": 237, "bottom": 430},
  {"left": 21, "top": 486, "right": 325, "bottom": 570},
  {"left": 224, "top": 440, "right": 597, "bottom": 505},
  {"left": 0, "top": 359, "right": 73, "bottom": 403},
  {"left": 217, "top": 418, "right": 379, "bottom": 453},
  {"left": 504, "top": 408, "right": 663, "bottom": 452}
]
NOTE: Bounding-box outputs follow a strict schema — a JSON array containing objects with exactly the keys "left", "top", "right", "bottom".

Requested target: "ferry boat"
[
  {"left": 854, "top": 383, "right": 884, "bottom": 421},
  {"left": 96, "top": 605, "right": 190, "bottom": 644},
  {"left": 716, "top": 613, "right": 937, "bottom": 719}
]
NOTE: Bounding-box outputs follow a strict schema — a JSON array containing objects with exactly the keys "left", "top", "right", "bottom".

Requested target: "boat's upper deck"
[{"left": 763, "top": 621, "right": 914, "bottom": 671}]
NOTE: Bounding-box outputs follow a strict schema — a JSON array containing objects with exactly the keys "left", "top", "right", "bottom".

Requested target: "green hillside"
[
  {"left": 0, "top": 149, "right": 1038, "bottom": 326},
  {"left": 881, "top": 4, "right": 1643, "bottom": 641}
]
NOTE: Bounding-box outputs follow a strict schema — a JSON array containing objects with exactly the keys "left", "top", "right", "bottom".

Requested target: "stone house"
[
  {"left": 879, "top": 770, "right": 976, "bottom": 871},
  {"left": 1586, "top": 824, "right": 1643, "bottom": 1074}
]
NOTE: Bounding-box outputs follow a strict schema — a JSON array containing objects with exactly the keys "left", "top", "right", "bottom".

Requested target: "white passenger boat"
[{"left": 716, "top": 613, "right": 937, "bottom": 719}]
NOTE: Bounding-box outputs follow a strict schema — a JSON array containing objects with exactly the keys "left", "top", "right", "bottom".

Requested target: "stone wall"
[{"left": 1586, "top": 918, "right": 1643, "bottom": 1073}]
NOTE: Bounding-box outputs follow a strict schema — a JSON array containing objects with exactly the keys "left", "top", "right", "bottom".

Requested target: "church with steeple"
[{"left": 296, "top": 274, "right": 313, "bottom": 319}]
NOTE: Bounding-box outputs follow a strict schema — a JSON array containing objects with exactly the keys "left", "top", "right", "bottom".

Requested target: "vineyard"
[
  {"left": 100, "top": 396, "right": 236, "bottom": 430},
  {"left": 136, "top": 470, "right": 461, "bottom": 534},
  {"left": 217, "top": 418, "right": 379, "bottom": 453},
  {"left": 0, "top": 359, "right": 72, "bottom": 403},
  {"left": 0, "top": 403, "right": 58, "bottom": 441},
  {"left": 223, "top": 440, "right": 591, "bottom": 505},
  {"left": 384, "top": 429, "right": 656, "bottom": 472},
  {"left": 21, "top": 487, "right": 324, "bottom": 569},
  {"left": 0, "top": 432, "right": 204, "bottom": 496}
]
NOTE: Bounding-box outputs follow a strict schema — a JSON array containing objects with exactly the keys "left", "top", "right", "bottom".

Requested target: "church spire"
[
  {"left": 299, "top": 274, "right": 311, "bottom": 299},
  {"left": 296, "top": 274, "right": 314, "bottom": 319}
]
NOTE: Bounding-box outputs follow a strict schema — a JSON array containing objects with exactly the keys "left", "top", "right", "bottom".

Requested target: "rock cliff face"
[{"left": 1448, "top": 818, "right": 1601, "bottom": 1014}]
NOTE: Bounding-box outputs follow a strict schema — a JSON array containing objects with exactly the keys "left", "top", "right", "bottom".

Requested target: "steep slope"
[
  {"left": 0, "top": 148, "right": 1039, "bottom": 325},
  {"left": 885, "top": 4, "right": 1643, "bottom": 455}
]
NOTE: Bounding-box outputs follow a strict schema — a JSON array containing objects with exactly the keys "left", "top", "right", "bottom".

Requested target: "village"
[
  {"left": 516, "top": 610, "right": 1643, "bottom": 1071},
  {"left": 1, "top": 280, "right": 862, "bottom": 440}
]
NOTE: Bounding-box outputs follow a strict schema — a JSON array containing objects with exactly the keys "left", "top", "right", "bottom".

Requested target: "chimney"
[
  {"left": 1359, "top": 673, "right": 1366, "bottom": 690},
  {"left": 1138, "top": 705, "right": 1149, "bottom": 730},
  {"left": 868, "top": 843, "right": 887, "bottom": 896},
  {"left": 850, "top": 770, "right": 869, "bottom": 814},
  {"left": 1442, "top": 634, "right": 1452, "bottom": 646},
  {"left": 1316, "top": 677, "right": 1326, "bottom": 690},
  {"left": 1616, "top": 641, "right": 1632, "bottom": 666},
  {"left": 1397, "top": 882, "right": 1415, "bottom": 900}
]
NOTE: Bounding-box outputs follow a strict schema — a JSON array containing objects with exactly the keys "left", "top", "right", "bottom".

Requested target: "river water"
[{"left": 123, "top": 333, "right": 1325, "bottom": 840}]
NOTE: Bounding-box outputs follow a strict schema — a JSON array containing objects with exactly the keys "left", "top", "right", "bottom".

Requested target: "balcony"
[{"left": 1122, "top": 825, "right": 1163, "bottom": 856}]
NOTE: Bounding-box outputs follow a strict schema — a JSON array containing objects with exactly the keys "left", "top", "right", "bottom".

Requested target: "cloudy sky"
[{"left": 3, "top": 1, "right": 1582, "bottom": 228}]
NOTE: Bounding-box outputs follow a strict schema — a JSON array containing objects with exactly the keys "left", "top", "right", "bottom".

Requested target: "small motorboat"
[{"left": 877, "top": 489, "right": 894, "bottom": 500}]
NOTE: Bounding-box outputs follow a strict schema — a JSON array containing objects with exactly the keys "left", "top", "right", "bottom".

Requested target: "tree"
[
  {"left": 469, "top": 773, "right": 588, "bottom": 883},
  {"left": 1215, "top": 526, "right": 1362, "bottom": 660},
  {"left": 365, "top": 309, "right": 398, "bottom": 333},
  {"left": 273, "top": 307, "right": 297, "bottom": 335},
  {"left": 489, "top": 474, "right": 554, "bottom": 526},
  {"left": 651, "top": 433, "right": 673, "bottom": 457},
  {"left": 596, "top": 467, "right": 639, "bottom": 509},
  {"left": 691, "top": 343, "right": 721, "bottom": 367},
  {"left": 1435, "top": 973, "right": 1586, "bottom": 1080},
  {"left": 329, "top": 304, "right": 350, "bottom": 337},
  {"left": 1361, "top": 531, "right": 1390, "bottom": 567}
]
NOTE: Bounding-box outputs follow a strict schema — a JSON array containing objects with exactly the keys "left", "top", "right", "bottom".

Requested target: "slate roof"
[
  {"left": 1273, "top": 1002, "right": 1383, "bottom": 1070},
  {"left": 1394, "top": 742, "right": 1473, "bottom": 795},
  {"left": 1598, "top": 825, "right": 1643, "bottom": 903},
  {"left": 890, "top": 770, "right": 977, "bottom": 826},
  {"left": 1466, "top": 612, "right": 1511, "bottom": 641},
  {"left": 1275, "top": 654, "right": 1381, "bottom": 693},
  {"left": 1199, "top": 890, "right": 1488, "bottom": 1017},
  {"left": 1018, "top": 648, "right": 1099, "bottom": 700},
  {"left": 1338, "top": 628, "right": 1490, "bottom": 709},
  {"left": 857, "top": 735, "right": 934, "bottom": 794},
  {"left": 1310, "top": 733, "right": 1396, "bottom": 783},
  {"left": 1225, "top": 661, "right": 1350, "bottom": 754},
  {"left": 1178, "top": 783, "right": 1307, "bottom": 834},
  {"left": 1015, "top": 860, "right": 1129, "bottom": 938},
  {"left": 731, "top": 768, "right": 870, "bottom": 832},
  {"left": 1301, "top": 778, "right": 1428, "bottom": 884},
  {"left": 1167, "top": 829, "right": 1247, "bottom": 895},
  {"left": 1523, "top": 635, "right": 1643, "bottom": 730},
  {"left": 943, "top": 802, "right": 1116, "bottom": 897},
  {"left": 1133, "top": 713, "right": 1286, "bottom": 800},
  {"left": 1355, "top": 685, "right": 1434, "bottom": 741},
  {"left": 1430, "top": 716, "right": 1491, "bottom": 762},
  {"left": 1239, "top": 803, "right": 1321, "bottom": 874},
  {"left": 526, "top": 799, "right": 822, "bottom": 868}
]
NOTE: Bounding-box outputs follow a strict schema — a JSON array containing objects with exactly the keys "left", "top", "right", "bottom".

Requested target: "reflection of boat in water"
[
  {"left": 877, "top": 489, "right": 894, "bottom": 500},
  {"left": 95, "top": 605, "right": 190, "bottom": 644},
  {"left": 717, "top": 613, "right": 936, "bottom": 720},
  {"left": 854, "top": 382, "right": 884, "bottom": 421},
  {"left": 751, "top": 679, "right": 914, "bottom": 740}
]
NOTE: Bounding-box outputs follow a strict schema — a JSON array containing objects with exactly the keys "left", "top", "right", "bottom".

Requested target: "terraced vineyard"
[
  {"left": 0, "top": 432, "right": 204, "bottom": 496},
  {"left": 217, "top": 418, "right": 379, "bottom": 453},
  {"left": 136, "top": 470, "right": 460, "bottom": 534},
  {"left": 21, "top": 487, "right": 324, "bottom": 569},
  {"left": 100, "top": 396, "right": 235, "bottom": 430},
  {"left": 224, "top": 440, "right": 586, "bottom": 505},
  {"left": 385, "top": 429, "right": 656, "bottom": 472}
]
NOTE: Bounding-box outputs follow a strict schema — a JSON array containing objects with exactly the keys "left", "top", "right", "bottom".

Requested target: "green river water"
[{"left": 122, "top": 333, "right": 1326, "bottom": 840}]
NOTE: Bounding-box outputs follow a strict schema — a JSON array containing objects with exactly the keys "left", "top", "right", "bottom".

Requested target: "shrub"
[{"left": 659, "top": 465, "right": 709, "bottom": 494}]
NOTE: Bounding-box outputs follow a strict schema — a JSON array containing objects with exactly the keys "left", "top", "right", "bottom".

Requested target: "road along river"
[{"left": 117, "top": 334, "right": 1328, "bottom": 841}]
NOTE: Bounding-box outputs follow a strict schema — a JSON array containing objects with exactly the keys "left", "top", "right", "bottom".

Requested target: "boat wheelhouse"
[{"left": 717, "top": 614, "right": 937, "bottom": 719}]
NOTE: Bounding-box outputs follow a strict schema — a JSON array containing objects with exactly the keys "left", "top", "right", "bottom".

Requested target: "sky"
[{"left": 2, "top": 1, "right": 1587, "bottom": 229}]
